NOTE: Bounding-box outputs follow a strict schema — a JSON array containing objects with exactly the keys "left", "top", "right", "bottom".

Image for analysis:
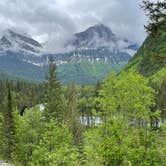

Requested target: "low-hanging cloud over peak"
[{"left": 0, "top": 0, "right": 150, "bottom": 53}]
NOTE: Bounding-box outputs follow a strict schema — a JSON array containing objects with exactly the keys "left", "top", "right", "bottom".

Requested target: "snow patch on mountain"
[{"left": 0, "top": 29, "right": 43, "bottom": 56}]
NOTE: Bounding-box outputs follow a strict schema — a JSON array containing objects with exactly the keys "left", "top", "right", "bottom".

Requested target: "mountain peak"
[
  {"left": 2, "top": 29, "right": 31, "bottom": 39},
  {"left": 0, "top": 29, "right": 42, "bottom": 55},
  {"left": 88, "top": 24, "right": 113, "bottom": 33},
  {"left": 76, "top": 24, "right": 115, "bottom": 39},
  {"left": 3, "top": 29, "right": 42, "bottom": 47},
  {"left": 67, "top": 24, "right": 117, "bottom": 49}
]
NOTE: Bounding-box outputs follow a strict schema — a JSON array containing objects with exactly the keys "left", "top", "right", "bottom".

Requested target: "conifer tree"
[
  {"left": 44, "top": 57, "right": 64, "bottom": 122},
  {"left": 142, "top": 0, "right": 166, "bottom": 35},
  {"left": 67, "top": 82, "right": 83, "bottom": 145},
  {"left": 0, "top": 99, "right": 3, "bottom": 158},
  {"left": 2, "top": 81, "right": 16, "bottom": 161}
]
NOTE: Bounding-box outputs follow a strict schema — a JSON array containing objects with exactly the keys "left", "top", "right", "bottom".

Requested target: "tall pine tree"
[
  {"left": 44, "top": 57, "right": 64, "bottom": 123},
  {"left": 2, "top": 81, "right": 16, "bottom": 161}
]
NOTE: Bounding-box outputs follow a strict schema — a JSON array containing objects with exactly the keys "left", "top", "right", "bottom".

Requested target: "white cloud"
[{"left": 0, "top": 0, "right": 150, "bottom": 52}]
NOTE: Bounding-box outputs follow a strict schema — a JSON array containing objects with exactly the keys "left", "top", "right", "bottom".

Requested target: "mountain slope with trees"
[
  {"left": 123, "top": 0, "right": 166, "bottom": 120},
  {"left": 0, "top": 24, "right": 137, "bottom": 84},
  {"left": 124, "top": 30, "right": 166, "bottom": 77},
  {"left": 0, "top": 0, "right": 165, "bottom": 165},
  {"left": 124, "top": 0, "right": 166, "bottom": 77}
]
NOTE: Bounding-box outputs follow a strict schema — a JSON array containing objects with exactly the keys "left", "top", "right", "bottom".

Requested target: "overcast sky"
[{"left": 0, "top": 0, "right": 151, "bottom": 47}]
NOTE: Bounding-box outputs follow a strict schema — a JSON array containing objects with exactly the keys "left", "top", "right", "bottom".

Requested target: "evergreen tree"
[
  {"left": 66, "top": 82, "right": 83, "bottom": 145},
  {"left": 2, "top": 81, "right": 16, "bottom": 161},
  {"left": 142, "top": 0, "right": 166, "bottom": 35},
  {"left": 0, "top": 100, "right": 3, "bottom": 158},
  {"left": 44, "top": 57, "right": 64, "bottom": 122}
]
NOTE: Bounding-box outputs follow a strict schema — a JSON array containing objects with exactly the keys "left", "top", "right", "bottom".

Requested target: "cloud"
[
  {"left": 0, "top": 0, "right": 149, "bottom": 52},
  {"left": 0, "top": 0, "right": 76, "bottom": 39},
  {"left": 62, "top": 0, "right": 148, "bottom": 43}
]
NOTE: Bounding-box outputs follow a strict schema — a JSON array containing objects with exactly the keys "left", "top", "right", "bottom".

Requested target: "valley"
[
  {"left": 0, "top": 24, "right": 137, "bottom": 84},
  {"left": 0, "top": 0, "right": 165, "bottom": 166}
]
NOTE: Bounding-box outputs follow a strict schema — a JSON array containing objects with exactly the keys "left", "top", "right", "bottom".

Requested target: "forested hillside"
[
  {"left": 0, "top": 0, "right": 166, "bottom": 166},
  {"left": 0, "top": 57, "right": 166, "bottom": 165},
  {"left": 124, "top": 8, "right": 166, "bottom": 121},
  {"left": 124, "top": 26, "right": 166, "bottom": 75}
]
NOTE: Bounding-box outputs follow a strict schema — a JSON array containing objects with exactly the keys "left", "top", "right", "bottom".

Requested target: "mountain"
[
  {"left": 67, "top": 24, "right": 137, "bottom": 54},
  {"left": 123, "top": 27, "right": 166, "bottom": 119},
  {"left": 0, "top": 25, "right": 139, "bottom": 84},
  {"left": 0, "top": 29, "right": 42, "bottom": 55},
  {"left": 124, "top": 28, "right": 166, "bottom": 77},
  {"left": 67, "top": 24, "right": 117, "bottom": 49}
]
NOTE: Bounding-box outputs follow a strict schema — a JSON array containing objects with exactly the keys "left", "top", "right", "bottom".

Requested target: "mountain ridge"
[
  {"left": 0, "top": 29, "right": 42, "bottom": 55},
  {"left": 0, "top": 24, "right": 139, "bottom": 84},
  {"left": 123, "top": 27, "right": 166, "bottom": 120},
  {"left": 66, "top": 24, "right": 137, "bottom": 55},
  {"left": 123, "top": 29, "right": 166, "bottom": 77}
]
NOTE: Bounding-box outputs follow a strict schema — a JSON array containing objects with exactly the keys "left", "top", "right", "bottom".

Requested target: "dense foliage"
[
  {"left": 124, "top": 0, "right": 166, "bottom": 120},
  {"left": 0, "top": 1, "right": 165, "bottom": 165},
  {"left": 0, "top": 65, "right": 165, "bottom": 165}
]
